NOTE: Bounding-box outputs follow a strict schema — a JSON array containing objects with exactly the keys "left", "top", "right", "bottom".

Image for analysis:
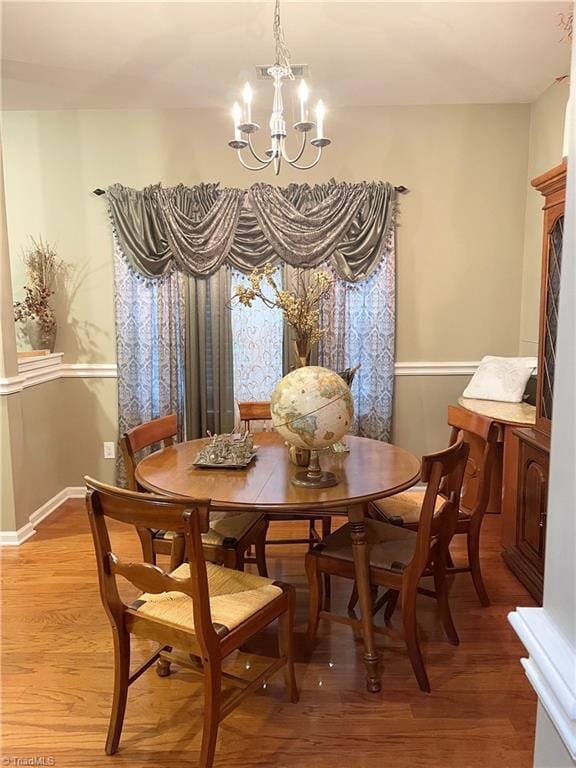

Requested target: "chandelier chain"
[
  {"left": 273, "top": 0, "right": 294, "bottom": 78},
  {"left": 228, "top": 0, "right": 330, "bottom": 173}
]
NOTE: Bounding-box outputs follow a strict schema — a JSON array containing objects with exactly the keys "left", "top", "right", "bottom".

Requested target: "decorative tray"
[
  {"left": 192, "top": 432, "right": 257, "bottom": 469},
  {"left": 192, "top": 452, "right": 258, "bottom": 469}
]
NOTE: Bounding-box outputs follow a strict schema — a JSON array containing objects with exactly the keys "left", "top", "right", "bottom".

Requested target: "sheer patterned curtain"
[
  {"left": 319, "top": 231, "right": 396, "bottom": 441},
  {"left": 230, "top": 267, "right": 284, "bottom": 402},
  {"left": 114, "top": 239, "right": 186, "bottom": 485}
]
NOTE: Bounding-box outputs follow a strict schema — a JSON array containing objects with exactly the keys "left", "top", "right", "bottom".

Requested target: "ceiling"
[{"left": 1, "top": 1, "right": 572, "bottom": 110}]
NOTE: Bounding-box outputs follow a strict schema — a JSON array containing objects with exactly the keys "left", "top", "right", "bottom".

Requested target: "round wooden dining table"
[{"left": 136, "top": 431, "right": 421, "bottom": 692}]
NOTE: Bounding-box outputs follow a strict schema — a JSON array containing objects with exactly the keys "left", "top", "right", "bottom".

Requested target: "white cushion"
[{"left": 463, "top": 356, "right": 537, "bottom": 403}]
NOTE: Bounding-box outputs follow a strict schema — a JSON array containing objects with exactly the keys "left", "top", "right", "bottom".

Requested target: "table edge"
[{"left": 135, "top": 465, "right": 422, "bottom": 512}]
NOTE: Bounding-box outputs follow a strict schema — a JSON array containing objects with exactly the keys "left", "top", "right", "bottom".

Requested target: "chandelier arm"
[
  {"left": 236, "top": 149, "right": 274, "bottom": 172},
  {"left": 286, "top": 146, "right": 324, "bottom": 171},
  {"left": 247, "top": 134, "right": 275, "bottom": 165},
  {"left": 280, "top": 131, "right": 307, "bottom": 164}
]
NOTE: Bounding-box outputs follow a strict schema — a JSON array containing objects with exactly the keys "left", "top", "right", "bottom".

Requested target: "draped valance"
[{"left": 106, "top": 180, "right": 396, "bottom": 282}]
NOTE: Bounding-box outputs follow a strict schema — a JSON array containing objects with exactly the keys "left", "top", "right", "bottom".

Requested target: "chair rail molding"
[
  {"left": 394, "top": 361, "right": 479, "bottom": 376},
  {"left": 0, "top": 359, "right": 479, "bottom": 395},
  {"left": 0, "top": 354, "right": 118, "bottom": 395},
  {"left": 509, "top": 606, "right": 576, "bottom": 760}
]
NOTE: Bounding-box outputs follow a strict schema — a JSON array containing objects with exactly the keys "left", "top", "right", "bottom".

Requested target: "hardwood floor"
[{"left": 1, "top": 500, "right": 536, "bottom": 767}]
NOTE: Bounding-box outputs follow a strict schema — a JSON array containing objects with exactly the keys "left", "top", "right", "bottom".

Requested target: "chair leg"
[
  {"left": 105, "top": 627, "right": 130, "bottom": 755},
  {"left": 433, "top": 557, "right": 459, "bottom": 646},
  {"left": 199, "top": 658, "right": 222, "bottom": 768},
  {"left": 156, "top": 646, "right": 172, "bottom": 677},
  {"left": 321, "top": 517, "right": 332, "bottom": 602},
  {"left": 384, "top": 589, "right": 400, "bottom": 621},
  {"left": 137, "top": 527, "right": 156, "bottom": 565},
  {"left": 467, "top": 526, "right": 490, "bottom": 606},
  {"left": 254, "top": 522, "right": 269, "bottom": 578},
  {"left": 347, "top": 583, "right": 358, "bottom": 612},
  {"left": 169, "top": 534, "right": 186, "bottom": 571},
  {"left": 401, "top": 586, "right": 431, "bottom": 693},
  {"left": 305, "top": 553, "right": 323, "bottom": 648},
  {"left": 278, "top": 591, "right": 299, "bottom": 703},
  {"left": 308, "top": 519, "right": 316, "bottom": 546}
]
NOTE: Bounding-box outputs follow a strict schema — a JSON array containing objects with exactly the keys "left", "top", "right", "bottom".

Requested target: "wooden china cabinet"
[{"left": 502, "top": 159, "right": 567, "bottom": 603}]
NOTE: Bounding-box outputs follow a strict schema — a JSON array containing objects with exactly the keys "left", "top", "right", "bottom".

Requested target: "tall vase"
[
  {"left": 293, "top": 339, "right": 311, "bottom": 369},
  {"left": 26, "top": 317, "right": 56, "bottom": 353}
]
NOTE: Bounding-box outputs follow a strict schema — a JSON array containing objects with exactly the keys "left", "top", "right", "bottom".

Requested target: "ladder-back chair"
[
  {"left": 306, "top": 438, "right": 469, "bottom": 693},
  {"left": 372, "top": 405, "right": 501, "bottom": 605},
  {"left": 85, "top": 477, "right": 298, "bottom": 768},
  {"left": 120, "top": 414, "right": 268, "bottom": 576}
]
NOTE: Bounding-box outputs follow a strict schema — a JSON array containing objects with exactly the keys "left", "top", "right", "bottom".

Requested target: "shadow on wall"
[{"left": 54, "top": 261, "right": 112, "bottom": 361}]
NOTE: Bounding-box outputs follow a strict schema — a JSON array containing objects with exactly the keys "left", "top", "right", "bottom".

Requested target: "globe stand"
[{"left": 292, "top": 449, "right": 338, "bottom": 488}]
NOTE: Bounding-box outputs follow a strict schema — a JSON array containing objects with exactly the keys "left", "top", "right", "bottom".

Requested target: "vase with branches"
[
  {"left": 231, "top": 264, "right": 333, "bottom": 367},
  {"left": 13, "top": 238, "right": 62, "bottom": 352}
]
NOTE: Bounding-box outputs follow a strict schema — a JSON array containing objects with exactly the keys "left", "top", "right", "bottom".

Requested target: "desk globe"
[{"left": 270, "top": 365, "right": 354, "bottom": 488}]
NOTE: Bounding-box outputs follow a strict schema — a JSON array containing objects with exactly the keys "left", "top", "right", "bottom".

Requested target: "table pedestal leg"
[{"left": 348, "top": 503, "right": 381, "bottom": 693}]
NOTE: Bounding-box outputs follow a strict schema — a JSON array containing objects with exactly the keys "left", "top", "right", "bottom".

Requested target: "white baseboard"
[
  {"left": 509, "top": 606, "right": 576, "bottom": 761},
  {"left": 0, "top": 486, "right": 85, "bottom": 546}
]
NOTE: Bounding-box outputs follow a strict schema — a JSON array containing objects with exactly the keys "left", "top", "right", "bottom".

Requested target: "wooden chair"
[
  {"left": 305, "top": 438, "right": 469, "bottom": 693},
  {"left": 120, "top": 414, "right": 268, "bottom": 576},
  {"left": 371, "top": 405, "right": 501, "bottom": 606},
  {"left": 238, "top": 400, "right": 332, "bottom": 549},
  {"left": 238, "top": 401, "right": 332, "bottom": 596},
  {"left": 85, "top": 477, "right": 298, "bottom": 768}
]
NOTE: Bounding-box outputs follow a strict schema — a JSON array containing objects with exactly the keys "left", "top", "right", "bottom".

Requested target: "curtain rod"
[{"left": 92, "top": 185, "right": 409, "bottom": 196}]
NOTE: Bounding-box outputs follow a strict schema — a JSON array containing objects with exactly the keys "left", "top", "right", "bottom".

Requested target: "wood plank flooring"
[{"left": 1, "top": 500, "right": 536, "bottom": 767}]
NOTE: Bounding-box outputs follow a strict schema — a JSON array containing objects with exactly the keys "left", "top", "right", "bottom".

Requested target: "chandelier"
[{"left": 228, "top": 0, "right": 331, "bottom": 175}]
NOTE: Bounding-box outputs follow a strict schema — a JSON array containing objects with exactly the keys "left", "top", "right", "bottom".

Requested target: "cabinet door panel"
[{"left": 517, "top": 443, "right": 548, "bottom": 568}]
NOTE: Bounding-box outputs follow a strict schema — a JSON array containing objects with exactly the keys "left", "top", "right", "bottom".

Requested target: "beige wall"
[
  {"left": 0, "top": 102, "right": 535, "bottom": 529},
  {"left": 58, "top": 378, "right": 117, "bottom": 488},
  {"left": 519, "top": 79, "right": 569, "bottom": 356},
  {"left": 17, "top": 381, "right": 63, "bottom": 526},
  {"left": 2, "top": 103, "right": 531, "bottom": 364}
]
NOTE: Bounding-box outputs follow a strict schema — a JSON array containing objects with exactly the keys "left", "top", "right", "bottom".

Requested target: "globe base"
[
  {"left": 291, "top": 449, "right": 339, "bottom": 488},
  {"left": 292, "top": 469, "right": 338, "bottom": 489}
]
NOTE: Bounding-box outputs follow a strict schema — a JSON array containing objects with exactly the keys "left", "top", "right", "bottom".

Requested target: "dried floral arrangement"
[
  {"left": 231, "top": 264, "right": 333, "bottom": 361},
  {"left": 559, "top": 10, "right": 573, "bottom": 41},
  {"left": 13, "top": 238, "right": 61, "bottom": 345}
]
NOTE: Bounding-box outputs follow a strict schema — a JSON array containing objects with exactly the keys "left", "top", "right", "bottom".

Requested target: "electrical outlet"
[{"left": 103, "top": 442, "right": 116, "bottom": 459}]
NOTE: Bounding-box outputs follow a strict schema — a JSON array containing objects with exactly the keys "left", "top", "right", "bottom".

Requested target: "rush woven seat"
[
  {"left": 153, "top": 509, "right": 263, "bottom": 547},
  {"left": 372, "top": 494, "right": 450, "bottom": 526},
  {"left": 315, "top": 519, "right": 418, "bottom": 573},
  {"left": 132, "top": 561, "right": 283, "bottom": 635}
]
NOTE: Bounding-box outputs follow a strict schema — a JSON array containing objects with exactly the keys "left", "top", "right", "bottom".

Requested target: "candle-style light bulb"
[
  {"left": 315, "top": 100, "right": 326, "bottom": 140},
  {"left": 243, "top": 82, "right": 253, "bottom": 124},
  {"left": 232, "top": 101, "right": 242, "bottom": 141},
  {"left": 298, "top": 80, "right": 309, "bottom": 123}
]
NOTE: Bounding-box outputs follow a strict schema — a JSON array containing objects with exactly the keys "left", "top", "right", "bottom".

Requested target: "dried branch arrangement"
[
  {"left": 231, "top": 264, "right": 333, "bottom": 359},
  {"left": 13, "top": 238, "right": 61, "bottom": 339},
  {"left": 559, "top": 10, "right": 573, "bottom": 41}
]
